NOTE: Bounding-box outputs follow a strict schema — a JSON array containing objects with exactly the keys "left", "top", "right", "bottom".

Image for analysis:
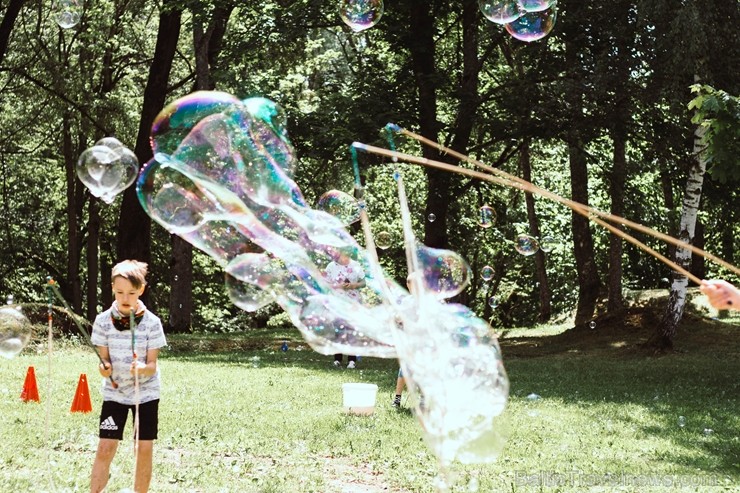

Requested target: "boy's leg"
[
  {"left": 92, "top": 400, "right": 128, "bottom": 493},
  {"left": 394, "top": 376, "right": 406, "bottom": 395},
  {"left": 90, "top": 438, "right": 119, "bottom": 493},
  {"left": 134, "top": 440, "right": 154, "bottom": 493},
  {"left": 133, "top": 399, "right": 159, "bottom": 493}
]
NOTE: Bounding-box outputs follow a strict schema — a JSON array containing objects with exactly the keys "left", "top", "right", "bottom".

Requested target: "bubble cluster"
[
  {"left": 479, "top": 0, "right": 558, "bottom": 42},
  {"left": 339, "top": 0, "right": 384, "bottom": 32},
  {"left": 0, "top": 306, "right": 33, "bottom": 359},
  {"left": 137, "top": 90, "right": 509, "bottom": 467},
  {"left": 76, "top": 137, "right": 139, "bottom": 204},
  {"left": 316, "top": 190, "right": 360, "bottom": 226},
  {"left": 54, "top": 0, "right": 82, "bottom": 29}
]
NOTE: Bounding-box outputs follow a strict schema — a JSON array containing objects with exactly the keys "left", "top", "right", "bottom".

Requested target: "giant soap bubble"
[
  {"left": 339, "top": 0, "right": 384, "bottom": 32},
  {"left": 76, "top": 137, "right": 139, "bottom": 204},
  {"left": 480, "top": 0, "right": 558, "bottom": 42},
  {"left": 54, "top": 0, "right": 82, "bottom": 29},
  {"left": 0, "top": 306, "right": 33, "bottom": 359},
  {"left": 478, "top": 0, "right": 522, "bottom": 24},
  {"left": 505, "top": 3, "right": 557, "bottom": 42},
  {"left": 136, "top": 90, "right": 509, "bottom": 467},
  {"left": 316, "top": 190, "right": 360, "bottom": 226}
]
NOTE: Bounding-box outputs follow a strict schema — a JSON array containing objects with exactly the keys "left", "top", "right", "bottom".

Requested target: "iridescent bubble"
[
  {"left": 518, "top": 0, "right": 555, "bottom": 12},
  {"left": 150, "top": 91, "right": 241, "bottom": 156},
  {"left": 136, "top": 90, "right": 509, "bottom": 468},
  {"left": 505, "top": 5, "right": 557, "bottom": 42},
  {"left": 428, "top": 213, "right": 436, "bottom": 223},
  {"left": 480, "top": 265, "right": 494, "bottom": 281},
  {"left": 488, "top": 296, "right": 498, "bottom": 309},
  {"left": 514, "top": 234, "right": 539, "bottom": 256},
  {"left": 478, "top": 205, "right": 496, "bottom": 228},
  {"left": 376, "top": 231, "right": 392, "bottom": 250},
  {"left": 416, "top": 245, "right": 472, "bottom": 299},
  {"left": 588, "top": 321, "right": 596, "bottom": 329},
  {"left": 539, "top": 235, "right": 557, "bottom": 253},
  {"left": 0, "top": 306, "right": 33, "bottom": 359},
  {"left": 339, "top": 0, "right": 384, "bottom": 32},
  {"left": 478, "top": 0, "right": 522, "bottom": 25},
  {"left": 76, "top": 142, "right": 139, "bottom": 204},
  {"left": 316, "top": 190, "right": 360, "bottom": 226},
  {"left": 54, "top": 0, "right": 82, "bottom": 29}
]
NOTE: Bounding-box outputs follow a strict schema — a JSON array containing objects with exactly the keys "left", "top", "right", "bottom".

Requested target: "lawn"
[{"left": 0, "top": 308, "right": 738, "bottom": 492}]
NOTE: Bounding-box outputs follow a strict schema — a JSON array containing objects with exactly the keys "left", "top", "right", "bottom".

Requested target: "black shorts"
[{"left": 98, "top": 399, "right": 159, "bottom": 440}]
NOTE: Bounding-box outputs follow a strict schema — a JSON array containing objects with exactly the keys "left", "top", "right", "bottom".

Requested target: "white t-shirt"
[
  {"left": 91, "top": 305, "right": 167, "bottom": 405},
  {"left": 325, "top": 259, "right": 365, "bottom": 301}
]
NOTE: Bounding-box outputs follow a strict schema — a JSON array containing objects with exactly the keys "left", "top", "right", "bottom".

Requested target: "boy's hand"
[
  {"left": 99, "top": 362, "right": 112, "bottom": 378},
  {"left": 130, "top": 360, "right": 148, "bottom": 376}
]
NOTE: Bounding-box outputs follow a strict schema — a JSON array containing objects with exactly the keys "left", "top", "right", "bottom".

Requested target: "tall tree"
[
  {"left": 168, "top": 3, "right": 234, "bottom": 333},
  {"left": 563, "top": 41, "right": 600, "bottom": 324},
  {"left": 117, "top": 0, "right": 183, "bottom": 271}
]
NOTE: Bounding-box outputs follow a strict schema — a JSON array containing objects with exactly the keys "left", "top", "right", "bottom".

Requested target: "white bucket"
[{"left": 342, "top": 383, "right": 378, "bottom": 416}]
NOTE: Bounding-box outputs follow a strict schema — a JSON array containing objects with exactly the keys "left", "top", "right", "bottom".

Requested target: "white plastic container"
[{"left": 342, "top": 383, "right": 378, "bottom": 416}]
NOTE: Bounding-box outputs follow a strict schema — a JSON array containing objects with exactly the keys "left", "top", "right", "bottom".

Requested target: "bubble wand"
[
  {"left": 46, "top": 277, "right": 118, "bottom": 388},
  {"left": 350, "top": 140, "right": 738, "bottom": 285},
  {"left": 382, "top": 125, "right": 740, "bottom": 278},
  {"left": 130, "top": 309, "right": 141, "bottom": 477},
  {"left": 129, "top": 308, "right": 146, "bottom": 489},
  {"left": 44, "top": 278, "right": 57, "bottom": 491}
]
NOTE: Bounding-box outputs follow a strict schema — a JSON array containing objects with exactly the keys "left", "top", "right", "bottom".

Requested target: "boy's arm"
[
  {"left": 132, "top": 348, "right": 159, "bottom": 378},
  {"left": 98, "top": 346, "right": 112, "bottom": 378}
]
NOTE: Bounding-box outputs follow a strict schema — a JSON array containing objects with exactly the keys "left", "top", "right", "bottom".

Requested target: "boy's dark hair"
[{"left": 111, "top": 260, "right": 149, "bottom": 289}]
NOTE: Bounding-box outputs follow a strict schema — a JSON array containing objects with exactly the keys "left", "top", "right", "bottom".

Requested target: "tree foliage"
[{"left": 0, "top": 0, "right": 738, "bottom": 333}]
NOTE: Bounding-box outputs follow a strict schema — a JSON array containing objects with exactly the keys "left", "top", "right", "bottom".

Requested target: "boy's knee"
[{"left": 96, "top": 439, "right": 118, "bottom": 461}]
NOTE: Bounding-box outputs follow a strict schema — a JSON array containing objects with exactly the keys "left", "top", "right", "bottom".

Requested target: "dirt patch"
[{"left": 320, "top": 455, "right": 411, "bottom": 493}]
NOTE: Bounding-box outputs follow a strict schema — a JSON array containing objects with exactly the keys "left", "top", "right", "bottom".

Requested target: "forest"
[{"left": 0, "top": 0, "right": 738, "bottom": 350}]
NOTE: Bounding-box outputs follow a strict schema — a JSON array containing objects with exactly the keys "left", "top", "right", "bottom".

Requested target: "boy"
[{"left": 90, "top": 260, "right": 167, "bottom": 493}]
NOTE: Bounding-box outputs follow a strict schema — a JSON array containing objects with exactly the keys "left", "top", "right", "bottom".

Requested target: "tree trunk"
[
  {"left": 117, "top": 1, "right": 183, "bottom": 267},
  {"left": 690, "top": 219, "right": 705, "bottom": 280},
  {"left": 521, "top": 141, "right": 552, "bottom": 321},
  {"left": 650, "top": 102, "right": 708, "bottom": 351},
  {"left": 607, "top": 113, "right": 627, "bottom": 313},
  {"left": 62, "top": 113, "right": 82, "bottom": 312},
  {"left": 564, "top": 37, "right": 600, "bottom": 325},
  {"left": 168, "top": 237, "right": 193, "bottom": 332},
  {"left": 86, "top": 197, "right": 99, "bottom": 321},
  {"left": 0, "top": 0, "right": 24, "bottom": 66}
]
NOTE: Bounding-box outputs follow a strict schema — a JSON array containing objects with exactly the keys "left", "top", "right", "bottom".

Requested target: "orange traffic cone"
[
  {"left": 70, "top": 373, "right": 92, "bottom": 413},
  {"left": 20, "top": 366, "right": 40, "bottom": 402}
]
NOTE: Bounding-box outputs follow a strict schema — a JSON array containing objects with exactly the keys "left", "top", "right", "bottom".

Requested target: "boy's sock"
[{"left": 392, "top": 394, "right": 402, "bottom": 407}]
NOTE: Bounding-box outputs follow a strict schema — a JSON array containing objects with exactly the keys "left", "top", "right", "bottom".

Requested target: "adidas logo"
[{"left": 100, "top": 416, "right": 118, "bottom": 431}]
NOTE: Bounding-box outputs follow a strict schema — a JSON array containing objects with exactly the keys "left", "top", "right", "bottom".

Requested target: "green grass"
[{"left": 0, "top": 322, "right": 738, "bottom": 492}]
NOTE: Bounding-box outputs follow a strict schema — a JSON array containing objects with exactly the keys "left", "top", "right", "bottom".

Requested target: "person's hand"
[
  {"left": 700, "top": 279, "right": 740, "bottom": 310},
  {"left": 99, "top": 362, "right": 112, "bottom": 378},
  {"left": 130, "top": 360, "right": 148, "bottom": 376}
]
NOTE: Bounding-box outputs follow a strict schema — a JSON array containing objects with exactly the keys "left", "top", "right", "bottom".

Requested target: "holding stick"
[{"left": 46, "top": 277, "right": 118, "bottom": 388}]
